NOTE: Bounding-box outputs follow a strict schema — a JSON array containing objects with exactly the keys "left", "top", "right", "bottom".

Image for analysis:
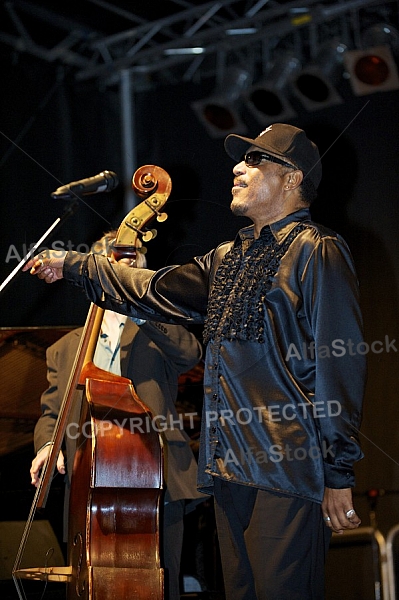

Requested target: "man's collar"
[{"left": 238, "top": 208, "right": 311, "bottom": 245}]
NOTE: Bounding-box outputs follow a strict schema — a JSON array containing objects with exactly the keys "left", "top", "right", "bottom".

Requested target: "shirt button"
[{"left": 213, "top": 394, "right": 218, "bottom": 401}]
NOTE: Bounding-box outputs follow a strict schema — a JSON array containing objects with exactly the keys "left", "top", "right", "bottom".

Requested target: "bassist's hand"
[{"left": 30, "top": 446, "right": 65, "bottom": 487}]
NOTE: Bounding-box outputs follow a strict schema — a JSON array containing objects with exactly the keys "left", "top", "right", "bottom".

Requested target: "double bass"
[{"left": 13, "top": 165, "right": 172, "bottom": 600}]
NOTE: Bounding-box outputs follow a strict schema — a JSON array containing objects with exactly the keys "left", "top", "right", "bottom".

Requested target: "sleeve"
[
  {"left": 33, "top": 344, "right": 63, "bottom": 453},
  {"left": 139, "top": 321, "right": 202, "bottom": 374},
  {"left": 63, "top": 250, "right": 215, "bottom": 325},
  {"left": 302, "top": 234, "right": 366, "bottom": 488}
]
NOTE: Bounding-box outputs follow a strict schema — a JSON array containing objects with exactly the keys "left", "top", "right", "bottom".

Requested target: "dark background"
[{"left": 1, "top": 1, "right": 399, "bottom": 597}]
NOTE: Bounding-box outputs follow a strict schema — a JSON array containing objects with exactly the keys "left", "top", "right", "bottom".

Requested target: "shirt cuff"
[
  {"left": 130, "top": 317, "right": 146, "bottom": 325},
  {"left": 36, "top": 441, "right": 53, "bottom": 455}
]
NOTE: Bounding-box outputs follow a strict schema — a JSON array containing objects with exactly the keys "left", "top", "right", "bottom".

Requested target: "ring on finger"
[
  {"left": 323, "top": 516, "right": 331, "bottom": 522},
  {"left": 346, "top": 508, "right": 356, "bottom": 519}
]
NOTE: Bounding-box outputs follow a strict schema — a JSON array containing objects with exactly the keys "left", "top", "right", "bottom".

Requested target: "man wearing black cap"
[{"left": 25, "top": 123, "right": 366, "bottom": 599}]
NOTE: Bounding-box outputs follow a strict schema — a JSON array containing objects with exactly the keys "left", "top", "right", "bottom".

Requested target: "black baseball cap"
[{"left": 224, "top": 123, "right": 322, "bottom": 190}]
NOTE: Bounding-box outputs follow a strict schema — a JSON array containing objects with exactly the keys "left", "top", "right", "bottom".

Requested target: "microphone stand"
[{"left": 0, "top": 199, "right": 78, "bottom": 295}]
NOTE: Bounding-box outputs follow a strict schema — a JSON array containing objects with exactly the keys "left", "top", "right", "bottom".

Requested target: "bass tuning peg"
[
  {"left": 156, "top": 212, "right": 168, "bottom": 223},
  {"left": 142, "top": 229, "right": 158, "bottom": 242}
]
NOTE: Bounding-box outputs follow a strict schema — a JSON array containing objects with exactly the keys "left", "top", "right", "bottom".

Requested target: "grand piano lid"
[{"left": 0, "top": 327, "right": 74, "bottom": 456}]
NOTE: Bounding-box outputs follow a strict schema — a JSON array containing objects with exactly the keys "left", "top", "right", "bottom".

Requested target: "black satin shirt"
[{"left": 64, "top": 208, "right": 366, "bottom": 504}]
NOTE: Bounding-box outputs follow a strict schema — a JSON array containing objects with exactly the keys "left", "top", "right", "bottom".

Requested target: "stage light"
[
  {"left": 245, "top": 54, "right": 300, "bottom": 124},
  {"left": 292, "top": 40, "right": 347, "bottom": 111},
  {"left": 343, "top": 23, "right": 399, "bottom": 96},
  {"left": 191, "top": 66, "right": 250, "bottom": 138},
  {"left": 192, "top": 98, "right": 247, "bottom": 138},
  {"left": 343, "top": 44, "right": 399, "bottom": 95}
]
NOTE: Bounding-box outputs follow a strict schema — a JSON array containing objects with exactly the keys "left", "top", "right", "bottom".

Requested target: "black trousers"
[
  {"left": 213, "top": 478, "right": 331, "bottom": 600},
  {"left": 163, "top": 499, "right": 185, "bottom": 600}
]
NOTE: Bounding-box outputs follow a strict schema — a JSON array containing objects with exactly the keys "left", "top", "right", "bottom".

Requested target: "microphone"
[{"left": 51, "top": 170, "right": 119, "bottom": 199}]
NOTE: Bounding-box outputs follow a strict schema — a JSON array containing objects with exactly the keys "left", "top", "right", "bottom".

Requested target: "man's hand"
[
  {"left": 22, "top": 250, "right": 66, "bottom": 283},
  {"left": 321, "top": 487, "right": 361, "bottom": 534},
  {"left": 30, "top": 446, "right": 66, "bottom": 487}
]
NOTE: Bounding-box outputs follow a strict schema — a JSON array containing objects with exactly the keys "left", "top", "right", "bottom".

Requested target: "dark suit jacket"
[{"left": 34, "top": 318, "right": 204, "bottom": 504}]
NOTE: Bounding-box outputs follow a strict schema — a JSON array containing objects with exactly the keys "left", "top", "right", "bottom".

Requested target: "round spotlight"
[
  {"left": 354, "top": 54, "right": 390, "bottom": 85},
  {"left": 343, "top": 45, "right": 399, "bottom": 95},
  {"left": 192, "top": 97, "right": 247, "bottom": 137},
  {"left": 203, "top": 103, "right": 237, "bottom": 130},
  {"left": 249, "top": 89, "right": 284, "bottom": 117},
  {"left": 295, "top": 73, "right": 331, "bottom": 103}
]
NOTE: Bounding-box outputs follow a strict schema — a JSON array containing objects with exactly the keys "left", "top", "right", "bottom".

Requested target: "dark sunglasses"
[{"left": 241, "top": 150, "right": 295, "bottom": 170}]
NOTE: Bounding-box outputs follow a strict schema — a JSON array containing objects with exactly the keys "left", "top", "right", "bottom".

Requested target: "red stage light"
[
  {"left": 354, "top": 54, "right": 390, "bottom": 85},
  {"left": 343, "top": 45, "right": 399, "bottom": 95}
]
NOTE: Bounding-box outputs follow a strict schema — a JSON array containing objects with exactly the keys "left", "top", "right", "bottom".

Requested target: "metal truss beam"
[{"left": 0, "top": 0, "right": 398, "bottom": 88}]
